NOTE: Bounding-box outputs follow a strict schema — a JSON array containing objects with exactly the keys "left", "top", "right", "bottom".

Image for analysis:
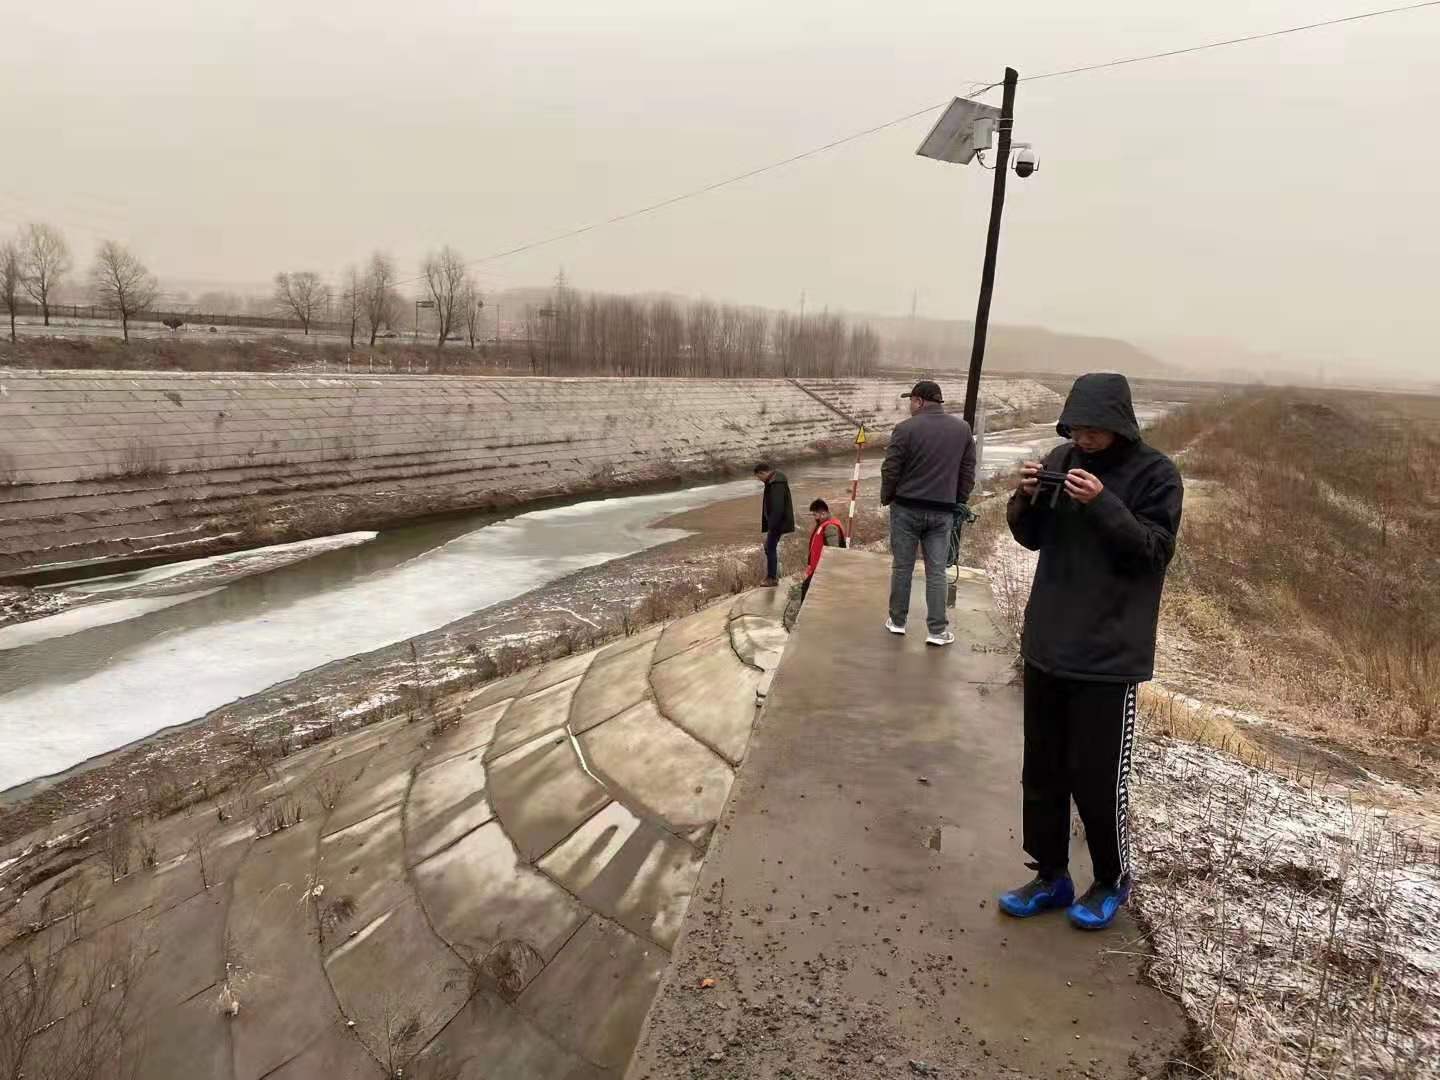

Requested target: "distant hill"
[{"left": 862, "top": 314, "right": 1176, "bottom": 378}]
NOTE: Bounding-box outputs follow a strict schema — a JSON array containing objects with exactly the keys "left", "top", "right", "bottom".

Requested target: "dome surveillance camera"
[{"left": 1013, "top": 146, "right": 1039, "bottom": 178}]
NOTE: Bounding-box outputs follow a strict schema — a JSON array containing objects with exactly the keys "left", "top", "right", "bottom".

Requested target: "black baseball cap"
[{"left": 902, "top": 380, "right": 943, "bottom": 403}]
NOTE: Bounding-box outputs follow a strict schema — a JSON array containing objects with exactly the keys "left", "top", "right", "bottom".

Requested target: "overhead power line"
[
  {"left": 6, "top": 1, "right": 1437, "bottom": 290},
  {"left": 1020, "top": 0, "right": 1440, "bottom": 83},
  {"left": 399, "top": 0, "right": 1439, "bottom": 285},
  {"left": 390, "top": 83, "right": 997, "bottom": 289}
]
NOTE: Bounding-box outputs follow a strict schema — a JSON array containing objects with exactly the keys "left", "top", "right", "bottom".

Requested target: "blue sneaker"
[
  {"left": 998, "top": 873, "right": 1075, "bottom": 918},
  {"left": 1067, "top": 877, "right": 1133, "bottom": 931}
]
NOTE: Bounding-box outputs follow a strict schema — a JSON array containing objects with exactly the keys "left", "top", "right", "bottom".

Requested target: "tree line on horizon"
[
  {"left": 523, "top": 272, "right": 879, "bottom": 378},
  {"left": 0, "top": 223, "right": 881, "bottom": 376},
  {"left": 0, "top": 223, "right": 502, "bottom": 351}
]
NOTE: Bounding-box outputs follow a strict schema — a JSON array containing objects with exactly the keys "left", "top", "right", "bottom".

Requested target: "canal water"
[{"left": 0, "top": 412, "right": 1161, "bottom": 791}]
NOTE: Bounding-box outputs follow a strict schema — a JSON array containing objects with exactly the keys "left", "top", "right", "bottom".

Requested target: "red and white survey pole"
[{"left": 847, "top": 425, "right": 867, "bottom": 530}]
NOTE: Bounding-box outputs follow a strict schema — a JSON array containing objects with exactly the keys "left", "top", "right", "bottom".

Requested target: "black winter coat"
[
  {"left": 1007, "top": 374, "right": 1183, "bottom": 683},
  {"left": 761, "top": 471, "right": 796, "bottom": 535},
  {"left": 880, "top": 403, "right": 977, "bottom": 511}
]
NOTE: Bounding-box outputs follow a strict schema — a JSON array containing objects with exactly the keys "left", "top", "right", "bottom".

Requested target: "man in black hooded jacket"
[{"left": 997, "top": 373, "right": 1183, "bottom": 932}]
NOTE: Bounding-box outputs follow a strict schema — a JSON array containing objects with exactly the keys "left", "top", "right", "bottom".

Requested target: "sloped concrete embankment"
[
  {"left": 0, "top": 589, "right": 791, "bottom": 1079},
  {"left": 0, "top": 372, "right": 1059, "bottom": 575}
]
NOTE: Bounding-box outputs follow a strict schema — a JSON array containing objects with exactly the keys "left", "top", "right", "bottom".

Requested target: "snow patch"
[
  {"left": 51, "top": 531, "right": 377, "bottom": 595},
  {"left": 1134, "top": 737, "right": 1440, "bottom": 1076}
]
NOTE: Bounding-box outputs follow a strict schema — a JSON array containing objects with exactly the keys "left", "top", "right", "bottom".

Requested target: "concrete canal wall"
[{"left": 0, "top": 371, "right": 1060, "bottom": 574}]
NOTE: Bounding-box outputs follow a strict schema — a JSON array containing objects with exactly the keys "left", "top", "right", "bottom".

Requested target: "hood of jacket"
[{"left": 1056, "top": 373, "right": 1140, "bottom": 442}]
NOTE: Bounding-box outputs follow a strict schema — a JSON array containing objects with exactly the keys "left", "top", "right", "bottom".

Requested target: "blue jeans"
[{"left": 889, "top": 504, "right": 951, "bottom": 635}]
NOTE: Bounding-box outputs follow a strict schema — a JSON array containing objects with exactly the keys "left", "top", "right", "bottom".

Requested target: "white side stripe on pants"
[{"left": 1114, "top": 683, "right": 1138, "bottom": 880}]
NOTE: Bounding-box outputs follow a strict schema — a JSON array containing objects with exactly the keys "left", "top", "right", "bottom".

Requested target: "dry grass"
[
  {"left": 472, "top": 939, "right": 545, "bottom": 1003},
  {"left": 0, "top": 334, "right": 529, "bottom": 376},
  {"left": 113, "top": 439, "right": 167, "bottom": 479},
  {"left": 1144, "top": 394, "right": 1233, "bottom": 456},
  {"left": 1137, "top": 685, "right": 1261, "bottom": 763},
  {"left": 963, "top": 494, "right": 1030, "bottom": 646},
  {"left": 1156, "top": 390, "right": 1440, "bottom": 738}
]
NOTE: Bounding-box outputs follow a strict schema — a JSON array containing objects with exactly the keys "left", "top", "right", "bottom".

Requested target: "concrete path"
[{"left": 627, "top": 549, "right": 1188, "bottom": 1079}]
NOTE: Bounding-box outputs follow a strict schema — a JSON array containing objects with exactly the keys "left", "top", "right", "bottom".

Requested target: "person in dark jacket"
[
  {"left": 998, "top": 372, "right": 1183, "bottom": 932},
  {"left": 753, "top": 462, "right": 796, "bottom": 586},
  {"left": 880, "top": 380, "right": 977, "bottom": 646}
]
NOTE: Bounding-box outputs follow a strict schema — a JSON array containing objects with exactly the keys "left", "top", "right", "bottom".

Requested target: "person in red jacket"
[{"left": 800, "top": 499, "right": 847, "bottom": 603}]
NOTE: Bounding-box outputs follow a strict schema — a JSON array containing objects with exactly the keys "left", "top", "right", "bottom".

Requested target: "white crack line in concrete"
[{"left": 566, "top": 724, "right": 605, "bottom": 787}]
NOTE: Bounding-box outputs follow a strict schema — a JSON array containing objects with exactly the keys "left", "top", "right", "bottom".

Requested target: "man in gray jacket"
[{"left": 880, "top": 380, "right": 977, "bottom": 646}]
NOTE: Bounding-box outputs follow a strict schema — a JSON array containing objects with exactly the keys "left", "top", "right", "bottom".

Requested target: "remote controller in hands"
[{"left": 1031, "top": 469, "right": 1071, "bottom": 508}]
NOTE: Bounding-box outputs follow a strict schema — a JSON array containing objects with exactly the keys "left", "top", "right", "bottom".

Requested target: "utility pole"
[{"left": 961, "top": 67, "right": 1018, "bottom": 429}]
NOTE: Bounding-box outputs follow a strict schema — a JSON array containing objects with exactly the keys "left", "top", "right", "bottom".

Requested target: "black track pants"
[{"left": 1021, "top": 663, "right": 1138, "bottom": 887}]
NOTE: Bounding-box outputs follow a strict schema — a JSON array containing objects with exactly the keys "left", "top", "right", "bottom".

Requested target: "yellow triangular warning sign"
[{"left": 855, "top": 425, "right": 868, "bottom": 447}]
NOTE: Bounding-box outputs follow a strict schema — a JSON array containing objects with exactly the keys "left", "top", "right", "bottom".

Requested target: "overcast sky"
[{"left": 2, "top": 0, "right": 1436, "bottom": 377}]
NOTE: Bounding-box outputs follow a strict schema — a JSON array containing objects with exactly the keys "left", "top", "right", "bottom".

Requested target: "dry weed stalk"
[
  {"left": 353, "top": 977, "right": 453, "bottom": 1078},
  {"left": 0, "top": 930, "right": 147, "bottom": 1080}
]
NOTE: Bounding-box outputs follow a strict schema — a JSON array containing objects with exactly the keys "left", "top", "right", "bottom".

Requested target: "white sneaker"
[
  {"left": 885, "top": 618, "right": 907, "bottom": 636},
  {"left": 925, "top": 630, "right": 955, "bottom": 647}
]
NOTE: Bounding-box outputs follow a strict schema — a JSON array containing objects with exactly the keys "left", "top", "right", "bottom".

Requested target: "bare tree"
[
  {"left": 739, "top": 308, "right": 769, "bottom": 375},
  {"left": 272, "top": 271, "right": 329, "bottom": 335},
  {"left": 102, "top": 812, "right": 134, "bottom": 882},
  {"left": 422, "top": 246, "right": 467, "bottom": 348},
  {"left": 610, "top": 296, "right": 645, "bottom": 375},
  {"left": 0, "top": 932, "right": 146, "bottom": 1080},
  {"left": 650, "top": 298, "right": 684, "bottom": 376},
  {"left": 338, "top": 265, "right": 363, "bottom": 348},
  {"left": 0, "top": 241, "right": 20, "bottom": 343},
  {"left": 19, "top": 223, "right": 71, "bottom": 327},
  {"left": 772, "top": 311, "right": 797, "bottom": 377},
  {"left": 846, "top": 323, "right": 881, "bottom": 375},
  {"left": 686, "top": 301, "right": 719, "bottom": 377},
  {"left": 89, "top": 241, "right": 158, "bottom": 343},
  {"left": 459, "top": 278, "right": 484, "bottom": 350},
  {"left": 362, "top": 252, "right": 400, "bottom": 347}
]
